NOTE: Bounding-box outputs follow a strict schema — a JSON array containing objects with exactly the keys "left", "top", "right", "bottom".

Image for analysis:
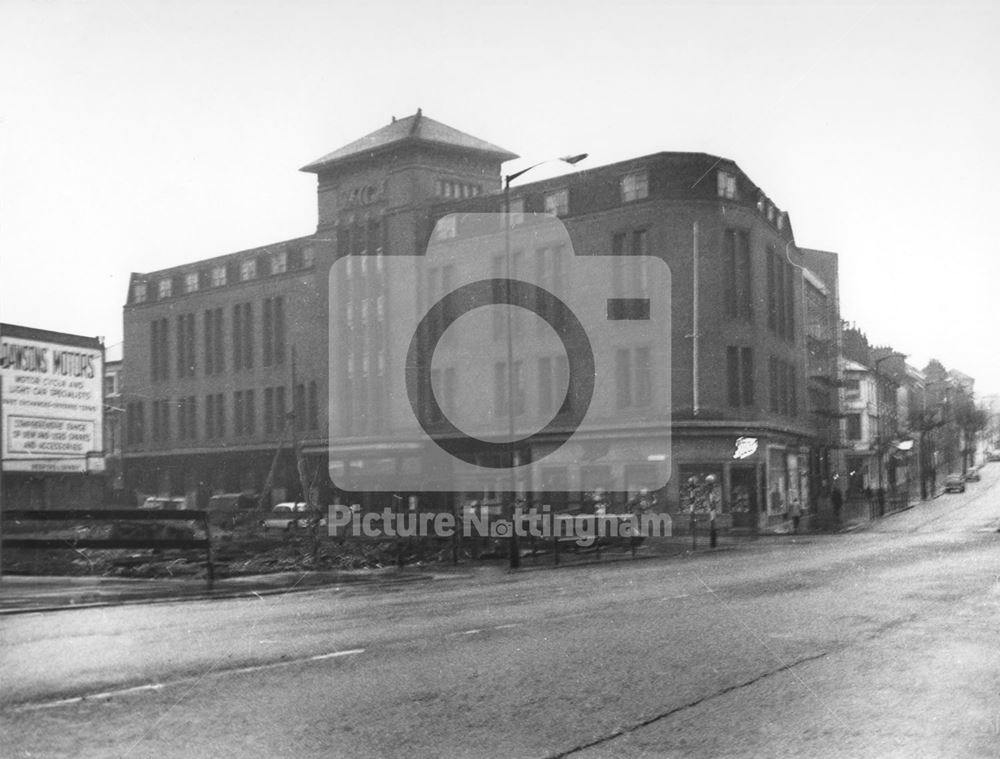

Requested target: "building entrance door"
[{"left": 729, "top": 465, "right": 758, "bottom": 529}]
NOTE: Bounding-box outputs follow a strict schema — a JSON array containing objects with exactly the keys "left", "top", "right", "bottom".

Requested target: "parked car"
[
  {"left": 139, "top": 496, "right": 188, "bottom": 510},
  {"left": 944, "top": 474, "right": 966, "bottom": 493},
  {"left": 260, "top": 502, "right": 327, "bottom": 533},
  {"left": 964, "top": 469, "right": 981, "bottom": 482}
]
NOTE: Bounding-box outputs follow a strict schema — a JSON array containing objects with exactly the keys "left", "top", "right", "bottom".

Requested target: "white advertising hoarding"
[{"left": 1, "top": 332, "right": 104, "bottom": 473}]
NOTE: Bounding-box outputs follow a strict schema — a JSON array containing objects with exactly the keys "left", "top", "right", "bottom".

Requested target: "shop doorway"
[{"left": 730, "top": 465, "right": 759, "bottom": 529}]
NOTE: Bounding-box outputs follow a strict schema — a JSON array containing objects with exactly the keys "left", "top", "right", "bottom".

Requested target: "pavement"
[
  {"left": 7, "top": 492, "right": 955, "bottom": 614},
  {"left": 0, "top": 533, "right": 744, "bottom": 614}
]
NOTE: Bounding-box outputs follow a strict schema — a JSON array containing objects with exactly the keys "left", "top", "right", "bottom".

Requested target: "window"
[
  {"left": 177, "top": 396, "right": 196, "bottom": 440},
  {"left": 126, "top": 401, "right": 145, "bottom": 444},
  {"left": 294, "top": 383, "right": 306, "bottom": 431},
  {"left": 434, "top": 215, "right": 457, "bottom": 240},
  {"left": 508, "top": 198, "right": 525, "bottom": 227},
  {"left": 723, "top": 229, "right": 753, "bottom": 322},
  {"left": 158, "top": 278, "right": 173, "bottom": 299},
  {"left": 635, "top": 347, "right": 652, "bottom": 407},
  {"left": 615, "top": 347, "right": 653, "bottom": 409},
  {"left": 616, "top": 349, "right": 632, "bottom": 409},
  {"left": 151, "top": 399, "right": 170, "bottom": 442},
  {"left": 727, "top": 347, "right": 741, "bottom": 407},
  {"left": 538, "top": 357, "right": 553, "bottom": 415},
  {"left": 611, "top": 230, "right": 650, "bottom": 297},
  {"left": 175, "top": 313, "right": 195, "bottom": 378},
  {"left": 233, "top": 390, "right": 255, "bottom": 436},
  {"left": 769, "top": 356, "right": 780, "bottom": 413},
  {"left": 185, "top": 272, "right": 199, "bottom": 293},
  {"left": 544, "top": 189, "right": 569, "bottom": 217},
  {"left": 494, "top": 361, "right": 525, "bottom": 417},
  {"left": 203, "top": 307, "right": 224, "bottom": 375},
  {"left": 205, "top": 392, "right": 225, "bottom": 438},
  {"left": 240, "top": 259, "right": 257, "bottom": 281},
  {"left": 211, "top": 266, "right": 227, "bottom": 287},
  {"left": 846, "top": 414, "right": 862, "bottom": 441},
  {"left": 844, "top": 379, "right": 861, "bottom": 396},
  {"left": 741, "top": 347, "right": 755, "bottom": 406},
  {"left": 133, "top": 283, "right": 147, "bottom": 304},
  {"left": 717, "top": 171, "right": 737, "bottom": 199},
  {"left": 150, "top": 318, "right": 169, "bottom": 382},
  {"left": 766, "top": 247, "right": 795, "bottom": 339},
  {"left": 271, "top": 251, "right": 287, "bottom": 274},
  {"left": 302, "top": 247, "right": 315, "bottom": 268},
  {"left": 621, "top": 171, "right": 649, "bottom": 202},
  {"left": 727, "top": 347, "right": 755, "bottom": 407},
  {"left": 768, "top": 355, "right": 796, "bottom": 416},
  {"left": 264, "top": 386, "right": 286, "bottom": 434},
  {"left": 262, "top": 296, "right": 285, "bottom": 366},
  {"left": 491, "top": 255, "right": 505, "bottom": 340},
  {"left": 232, "top": 303, "right": 253, "bottom": 371}
]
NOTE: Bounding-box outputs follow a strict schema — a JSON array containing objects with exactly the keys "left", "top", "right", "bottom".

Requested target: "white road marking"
[{"left": 11, "top": 649, "right": 367, "bottom": 712}]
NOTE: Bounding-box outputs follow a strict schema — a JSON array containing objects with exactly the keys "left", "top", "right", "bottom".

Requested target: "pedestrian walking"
[
  {"left": 788, "top": 497, "right": 802, "bottom": 533},
  {"left": 831, "top": 487, "right": 843, "bottom": 525}
]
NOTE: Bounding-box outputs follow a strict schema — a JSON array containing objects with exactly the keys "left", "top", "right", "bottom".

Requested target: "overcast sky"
[{"left": 1, "top": 1, "right": 998, "bottom": 392}]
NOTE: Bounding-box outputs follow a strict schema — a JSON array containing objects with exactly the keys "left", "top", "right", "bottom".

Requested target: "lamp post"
[
  {"left": 503, "top": 154, "right": 587, "bottom": 569},
  {"left": 873, "top": 352, "right": 906, "bottom": 515}
]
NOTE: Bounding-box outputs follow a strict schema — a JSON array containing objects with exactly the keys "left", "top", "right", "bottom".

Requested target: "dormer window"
[
  {"left": 717, "top": 171, "right": 737, "bottom": 200},
  {"left": 158, "top": 278, "right": 172, "bottom": 298},
  {"left": 766, "top": 204, "right": 775, "bottom": 223},
  {"left": 621, "top": 171, "right": 649, "bottom": 202},
  {"left": 777, "top": 212, "right": 786, "bottom": 231},
  {"left": 240, "top": 259, "right": 257, "bottom": 281},
  {"left": 211, "top": 266, "right": 227, "bottom": 287},
  {"left": 271, "top": 251, "right": 287, "bottom": 274},
  {"left": 133, "top": 283, "right": 147, "bottom": 304},
  {"left": 185, "top": 272, "right": 199, "bottom": 293},
  {"left": 544, "top": 189, "right": 569, "bottom": 217}
]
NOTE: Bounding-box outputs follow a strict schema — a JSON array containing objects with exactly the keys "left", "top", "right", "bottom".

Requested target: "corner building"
[{"left": 123, "top": 111, "right": 829, "bottom": 529}]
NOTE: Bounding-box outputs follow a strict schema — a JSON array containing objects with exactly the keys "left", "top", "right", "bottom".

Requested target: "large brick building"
[{"left": 122, "top": 111, "right": 836, "bottom": 529}]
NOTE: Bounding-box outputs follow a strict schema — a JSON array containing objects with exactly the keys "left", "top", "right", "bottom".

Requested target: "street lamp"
[
  {"left": 503, "top": 153, "right": 587, "bottom": 569},
  {"left": 873, "top": 352, "right": 906, "bottom": 514}
]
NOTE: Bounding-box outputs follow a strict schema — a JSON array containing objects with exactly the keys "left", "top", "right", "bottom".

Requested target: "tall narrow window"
[
  {"left": 494, "top": 362, "right": 507, "bottom": 418},
  {"left": 616, "top": 349, "right": 632, "bottom": 409},
  {"left": 635, "top": 347, "right": 652, "bottom": 406},
  {"left": 264, "top": 388, "right": 274, "bottom": 434},
  {"left": 741, "top": 347, "right": 755, "bottom": 406},
  {"left": 723, "top": 231, "right": 738, "bottom": 318},
  {"left": 727, "top": 347, "right": 741, "bottom": 407},
  {"left": 538, "top": 357, "right": 553, "bottom": 415}
]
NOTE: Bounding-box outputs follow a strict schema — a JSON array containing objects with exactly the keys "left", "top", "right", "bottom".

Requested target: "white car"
[{"left": 260, "top": 502, "right": 326, "bottom": 533}]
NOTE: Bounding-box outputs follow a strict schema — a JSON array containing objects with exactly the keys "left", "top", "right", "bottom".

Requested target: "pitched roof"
[{"left": 300, "top": 109, "right": 518, "bottom": 173}]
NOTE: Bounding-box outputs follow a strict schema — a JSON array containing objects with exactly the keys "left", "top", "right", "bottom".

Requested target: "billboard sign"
[{"left": 0, "top": 326, "right": 104, "bottom": 473}]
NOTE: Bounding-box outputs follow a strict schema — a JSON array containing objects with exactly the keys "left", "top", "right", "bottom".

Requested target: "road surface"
[{"left": 2, "top": 468, "right": 999, "bottom": 758}]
